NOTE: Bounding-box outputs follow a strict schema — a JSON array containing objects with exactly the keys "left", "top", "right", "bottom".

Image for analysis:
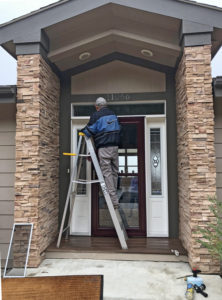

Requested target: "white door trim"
[
  {"left": 145, "top": 116, "right": 169, "bottom": 237},
  {"left": 70, "top": 112, "right": 168, "bottom": 237},
  {"left": 70, "top": 119, "right": 91, "bottom": 236}
]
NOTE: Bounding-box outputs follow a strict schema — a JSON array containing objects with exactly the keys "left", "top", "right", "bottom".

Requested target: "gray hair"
[{"left": 95, "top": 97, "right": 107, "bottom": 107}]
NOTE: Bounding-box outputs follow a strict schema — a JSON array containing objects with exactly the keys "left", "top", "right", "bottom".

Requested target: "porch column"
[
  {"left": 15, "top": 54, "right": 60, "bottom": 267},
  {"left": 175, "top": 44, "right": 219, "bottom": 273}
]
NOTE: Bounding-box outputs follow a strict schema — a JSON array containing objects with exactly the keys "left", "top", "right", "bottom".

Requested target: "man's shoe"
[{"left": 114, "top": 204, "right": 119, "bottom": 209}]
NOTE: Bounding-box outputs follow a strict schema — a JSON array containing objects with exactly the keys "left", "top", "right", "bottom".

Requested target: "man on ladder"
[
  {"left": 81, "top": 97, "right": 120, "bottom": 209},
  {"left": 57, "top": 97, "right": 128, "bottom": 249}
]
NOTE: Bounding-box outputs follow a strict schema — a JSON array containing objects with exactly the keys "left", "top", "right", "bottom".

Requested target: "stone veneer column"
[
  {"left": 15, "top": 54, "right": 60, "bottom": 267},
  {"left": 175, "top": 45, "right": 219, "bottom": 273}
]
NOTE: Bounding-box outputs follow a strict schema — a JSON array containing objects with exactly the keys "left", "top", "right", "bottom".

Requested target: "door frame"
[{"left": 70, "top": 101, "right": 168, "bottom": 237}]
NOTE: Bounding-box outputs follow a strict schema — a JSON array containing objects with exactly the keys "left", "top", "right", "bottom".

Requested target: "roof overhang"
[
  {"left": 214, "top": 77, "right": 222, "bottom": 98},
  {"left": 0, "top": 0, "right": 222, "bottom": 73},
  {"left": 0, "top": 86, "right": 16, "bottom": 103}
]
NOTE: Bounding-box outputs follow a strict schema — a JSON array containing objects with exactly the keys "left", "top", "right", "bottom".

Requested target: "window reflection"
[
  {"left": 98, "top": 174, "right": 139, "bottom": 228},
  {"left": 99, "top": 123, "right": 139, "bottom": 229},
  {"left": 118, "top": 149, "right": 138, "bottom": 174}
]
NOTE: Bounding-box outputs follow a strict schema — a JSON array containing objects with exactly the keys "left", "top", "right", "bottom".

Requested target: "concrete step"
[{"left": 45, "top": 251, "right": 188, "bottom": 262}]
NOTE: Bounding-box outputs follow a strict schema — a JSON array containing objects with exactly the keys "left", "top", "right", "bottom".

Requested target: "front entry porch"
[
  {"left": 3, "top": 0, "right": 219, "bottom": 273},
  {"left": 46, "top": 236, "right": 187, "bottom": 262}
]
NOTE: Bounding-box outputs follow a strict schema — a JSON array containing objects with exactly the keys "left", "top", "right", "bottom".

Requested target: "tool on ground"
[
  {"left": 194, "top": 284, "right": 208, "bottom": 297},
  {"left": 57, "top": 132, "right": 128, "bottom": 249},
  {"left": 185, "top": 283, "right": 195, "bottom": 300},
  {"left": 171, "top": 249, "right": 180, "bottom": 256},
  {"left": 177, "top": 268, "right": 208, "bottom": 299}
]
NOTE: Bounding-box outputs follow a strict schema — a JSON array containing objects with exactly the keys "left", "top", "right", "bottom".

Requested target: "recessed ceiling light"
[
  {"left": 79, "top": 52, "right": 91, "bottom": 61},
  {"left": 141, "top": 49, "right": 153, "bottom": 57}
]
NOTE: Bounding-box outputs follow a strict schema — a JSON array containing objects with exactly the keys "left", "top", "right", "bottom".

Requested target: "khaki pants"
[{"left": 98, "top": 146, "right": 119, "bottom": 206}]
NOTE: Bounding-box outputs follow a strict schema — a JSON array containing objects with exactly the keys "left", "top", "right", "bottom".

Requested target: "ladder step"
[
  {"left": 72, "top": 179, "right": 101, "bottom": 184},
  {"left": 62, "top": 225, "right": 69, "bottom": 233}
]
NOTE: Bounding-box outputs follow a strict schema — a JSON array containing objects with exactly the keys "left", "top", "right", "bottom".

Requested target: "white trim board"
[{"left": 145, "top": 117, "right": 169, "bottom": 237}]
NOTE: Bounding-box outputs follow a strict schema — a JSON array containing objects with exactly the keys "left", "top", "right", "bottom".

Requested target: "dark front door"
[{"left": 92, "top": 117, "right": 146, "bottom": 237}]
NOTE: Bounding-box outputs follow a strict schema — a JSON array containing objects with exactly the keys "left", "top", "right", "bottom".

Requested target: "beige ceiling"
[{"left": 45, "top": 3, "right": 181, "bottom": 71}]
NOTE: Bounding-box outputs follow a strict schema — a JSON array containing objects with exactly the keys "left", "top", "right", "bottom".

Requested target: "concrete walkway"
[{"left": 27, "top": 259, "right": 222, "bottom": 300}]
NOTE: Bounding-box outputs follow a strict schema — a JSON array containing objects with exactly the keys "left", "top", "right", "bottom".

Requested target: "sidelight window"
[{"left": 150, "top": 128, "right": 162, "bottom": 196}]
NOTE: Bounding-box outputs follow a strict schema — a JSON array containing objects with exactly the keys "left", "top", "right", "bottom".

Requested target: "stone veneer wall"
[
  {"left": 15, "top": 54, "right": 60, "bottom": 267},
  {"left": 175, "top": 45, "right": 219, "bottom": 273}
]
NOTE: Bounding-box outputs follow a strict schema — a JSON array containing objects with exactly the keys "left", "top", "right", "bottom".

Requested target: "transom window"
[{"left": 71, "top": 102, "right": 165, "bottom": 117}]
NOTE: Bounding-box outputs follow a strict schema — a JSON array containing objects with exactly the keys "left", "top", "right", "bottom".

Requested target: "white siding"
[{"left": 0, "top": 103, "right": 16, "bottom": 261}]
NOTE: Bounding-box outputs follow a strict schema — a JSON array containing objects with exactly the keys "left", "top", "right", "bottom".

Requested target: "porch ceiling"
[
  {"left": 45, "top": 3, "right": 181, "bottom": 71},
  {"left": 1, "top": 0, "right": 222, "bottom": 72}
]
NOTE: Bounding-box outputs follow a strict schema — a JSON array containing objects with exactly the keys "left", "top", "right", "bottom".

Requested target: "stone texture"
[
  {"left": 13, "top": 225, "right": 31, "bottom": 268},
  {"left": 175, "top": 45, "right": 219, "bottom": 273},
  {"left": 15, "top": 55, "right": 60, "bottom": 267}
]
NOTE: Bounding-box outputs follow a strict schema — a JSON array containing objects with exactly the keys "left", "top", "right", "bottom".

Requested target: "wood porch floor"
[{"left": 47, "top": 236, "right": 187, "bottom": 257}]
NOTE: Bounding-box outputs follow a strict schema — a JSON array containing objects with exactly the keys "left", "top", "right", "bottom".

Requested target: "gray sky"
[{"left": 0, "top": 0, "right": 222, "bottom": 85}]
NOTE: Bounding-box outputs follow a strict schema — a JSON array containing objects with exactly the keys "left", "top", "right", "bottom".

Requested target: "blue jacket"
[{"left": 82, "top": 107, "right": 120, "bottom": 149}]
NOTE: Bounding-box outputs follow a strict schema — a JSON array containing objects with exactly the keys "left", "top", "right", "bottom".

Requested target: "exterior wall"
[
  {"left": 214, "top": 97, "right": 222, "bottom": 199},
  {"left": 60, "top": 57, "right": 178, "bottom": 238},
  {"left": 71, "top": 61, "right": 166, "bottom": 94},
  {"left": 16, "top": 54, "right": 60, "bottom": 267},
  {"left": 0, "top": 103, "right": 16, "bottom": 262},
  {"left": 175, "top": 45, "right": 219, "bottom": 273}
]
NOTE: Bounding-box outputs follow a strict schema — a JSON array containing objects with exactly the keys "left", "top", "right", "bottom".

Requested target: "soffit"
[{"left": 45, "top": 3, "right": 181, "bottom": 71}]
